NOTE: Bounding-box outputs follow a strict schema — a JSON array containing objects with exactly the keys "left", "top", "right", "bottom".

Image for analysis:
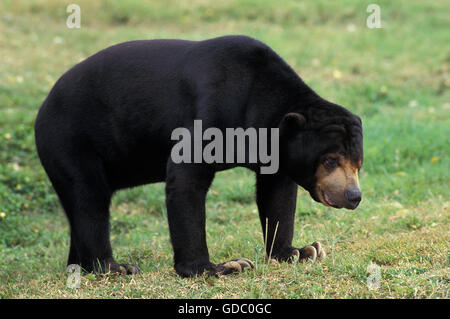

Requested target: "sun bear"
[{"left": 35, "top": 35, "right": 363, "bottom": 277}]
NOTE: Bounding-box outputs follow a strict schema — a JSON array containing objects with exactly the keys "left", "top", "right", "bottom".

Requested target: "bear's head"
[{"left": 279, "top": 101, "right": 363, "bottom": 210}]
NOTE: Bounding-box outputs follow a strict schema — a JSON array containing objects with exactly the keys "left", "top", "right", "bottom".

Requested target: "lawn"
[{"left": 0, "top": 0, "right": 448, "bottom": 298}]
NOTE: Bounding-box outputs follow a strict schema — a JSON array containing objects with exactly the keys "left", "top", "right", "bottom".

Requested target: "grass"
[{"left": 0, "top": 0, "right": 449, "bottom": 298}]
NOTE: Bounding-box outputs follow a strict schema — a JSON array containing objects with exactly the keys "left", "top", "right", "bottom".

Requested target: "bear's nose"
[{"left": 345, "top": 187, "right": 361, "bottom": 209}]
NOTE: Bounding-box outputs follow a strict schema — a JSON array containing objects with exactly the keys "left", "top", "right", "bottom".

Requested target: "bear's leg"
[
  {"left": 256, "top": 173, "right": 325, "bottom": 263},
  {"left": 67, "top": 232, "right": 80, "bottom": 265},
  {"left": 165, "top": 162, "right": 214, "bottom": 277},
  {"left": 49, "top": 162, "right": 140, "bottom": 275},
  {"left": 166, "top": 161, "right": 253, "bottom": 277}
]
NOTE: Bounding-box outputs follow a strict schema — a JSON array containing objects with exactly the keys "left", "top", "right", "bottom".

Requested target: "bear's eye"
[{"left": 323, "top": 157, "right": 338, "bottom": 169}]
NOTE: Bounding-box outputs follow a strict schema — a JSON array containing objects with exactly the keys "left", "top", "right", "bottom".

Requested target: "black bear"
[{"left": 35, "top": 35, "right": 363, "bottom": 277}]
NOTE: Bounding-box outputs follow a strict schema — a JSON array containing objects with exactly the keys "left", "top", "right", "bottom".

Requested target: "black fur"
[{"left": 35, "top": 35, "right": 363, "bottom": 277}]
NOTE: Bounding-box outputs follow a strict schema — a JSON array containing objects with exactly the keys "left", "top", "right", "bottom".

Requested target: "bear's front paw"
[
  {"left": 214, "top": 258, "right": 254, "bottom": 276},
  {"left": 107, "top": 262, "right": 141, "bottom": 275},
  {"left": 95, "top": 260, "right": 141, "bottom": 275},
  {"left": 292, "top": 241, "right": 326, "bottom": 263}
]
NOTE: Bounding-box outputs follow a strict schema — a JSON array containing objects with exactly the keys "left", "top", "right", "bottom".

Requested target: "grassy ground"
[{"left": 0, "top": 0, "right": 448, "bottom": 298}]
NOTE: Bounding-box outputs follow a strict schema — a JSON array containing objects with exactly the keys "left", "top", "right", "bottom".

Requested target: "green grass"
[{"left": 0, "top": 0, "right": 449, "bottom": 298}]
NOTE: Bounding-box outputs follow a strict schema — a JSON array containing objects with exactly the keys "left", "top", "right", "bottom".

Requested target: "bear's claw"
[
  {"left": 215, "top": 258, "right": 254, "bottom": 275},
  {"left": 312, "top": 241, "right": 326, "bottom": 259},
  {"left": 292, "top": 241, "right": 326, "bottom": 263},
  {"left": 108, "top": 262, "right": 141, "bottom": 275}
]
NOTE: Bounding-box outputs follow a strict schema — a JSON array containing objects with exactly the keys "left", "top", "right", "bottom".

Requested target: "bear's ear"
[{"left": 279, "top": 112, "right": 306, "bottom": 136}]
